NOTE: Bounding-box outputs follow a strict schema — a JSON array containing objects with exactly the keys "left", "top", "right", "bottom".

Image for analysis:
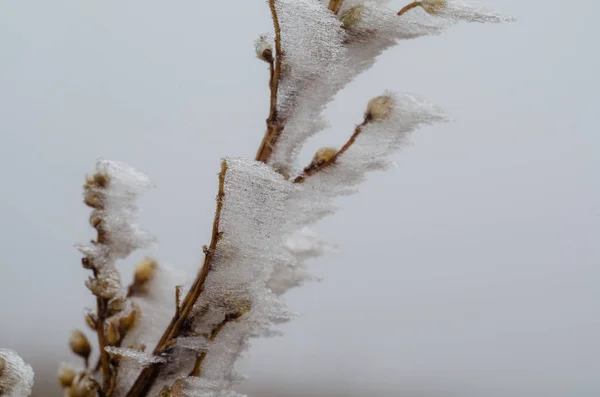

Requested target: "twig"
[
  {"left": 255, "top": 0, "right": 284, "bottom": 164},
  {"left": 188, "top": 312, "right": 244, "bottom": 378},
  {"left": 293, "top": 120, "right": 369, "bottom": 183},
  {"left": 398, "top": 1, "right": 421, "bottom": 16},
  {"left": 124, "top": 161, "right": 228, "bottom": 397}
]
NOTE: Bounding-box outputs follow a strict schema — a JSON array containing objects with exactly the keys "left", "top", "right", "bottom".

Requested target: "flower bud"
[
  {"left": 365, "top": 94, "right": 395, "bottom": 121},
  {"left": 118, "top": 307, "right": 139, "bottom": 334},
  {"left": 106, "top": 321, "right": 120, "bottom": 346},
  {"left": 421, "top": 0, "right": 447, "bottom": 15},
  {"left": 310, "top": 147, "right": 337, "bottom": 168},
  {"left": 85, "top": 311, "right": 98, "bottom": 331},
  {"left": 255, "top": 35, "right": 274, "bottom": 63},
  {"left": 69, "top": 330, "right": 91, "bottom": 362},
  {"left": 58, "top": 363, "right": 77, "bottom": 388},
  {"left": 340, "top": 6, "right": 362, "bottom": 29},
  {"left": 134, "top": 257, "right": 157, "bottom": 286}
]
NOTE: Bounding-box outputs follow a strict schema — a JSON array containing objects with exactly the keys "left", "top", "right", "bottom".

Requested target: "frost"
[
  {"left": 0, "top": 349, "right": 34, "bottom": 397},
  {"left": 104, "top": 347, "right": 166, "bottom": 365},
  {"left": 287, "top": 92, "right": 446, "bottom": 227}
]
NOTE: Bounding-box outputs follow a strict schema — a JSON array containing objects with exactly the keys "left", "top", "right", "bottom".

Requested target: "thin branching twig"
[{"left": 124, "top": 161, "right": 228, "bottom": 397}]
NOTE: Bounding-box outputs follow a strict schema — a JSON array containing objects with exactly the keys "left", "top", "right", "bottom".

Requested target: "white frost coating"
[
  {"left": 0, "top": 349, "right": 34, "bottom": 397},
  {"left": 76, "top": 159, "right": 154, "bottom": 301},
  {"left": 177, "top": 377, "right": 247, "bottom": 397},
  {"left": 421, "top": 0, "right": 516, "bottom": 23},
  {"left": 91, "top": 159, "right": 155, "bottom": 260},
  {"left": 145, "top": 159, "right": 293, "bottom": 395},
  {"left": 270, "top": 1, "right": 512, "bottom": 175},
  {"left": 287, "top": 92, "right": 446, "bottom": 228},
  {"left": 104, "top": 347, "right": 166, "bottom": 365},
  {"left": 268, "top": 228, "right": 333, "bottom": 295},
  {"left": 115, "top": 264, "right": 185, "bottom": 396}
]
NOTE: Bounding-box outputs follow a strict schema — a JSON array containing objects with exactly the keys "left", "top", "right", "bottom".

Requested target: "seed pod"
[
  {"left": 58, "top": 363, "right": 77, "bottom": 388},
  {"left": 365, "top": 94, "right": 395, "bottom": 121},
  {"left": 69, "top": 330, "right": 91, "bottom": 363}
]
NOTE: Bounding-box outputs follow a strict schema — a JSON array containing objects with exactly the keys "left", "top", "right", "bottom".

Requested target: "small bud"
[
  {"left": 309, "top": 147, "right": 337, "bottom": 169},
  {"left": 85, "top": 277, "right": 119, "bottom": 299},
  {"left": 83, "top": 190, "right": 104, "bottom": 209},
  {"left": 118, "top": 307, "right": 139, "bottom": 334},
  {"left": 365, "top": 94, "right": 395, "bottom": 121},
  {"left": 133, "top": 257, "right": 157, "bottom": 286},
  {"left": 255, "top": 35, "right": 274, "bottom": 63},
  {"left": 58, "top": 363, "right": 77, "bottom": 388},
  {"left": 421, "top": 0, "right": 447, "bottom": 15},
  {"left": 340, "top": 6, "right": 362, "bottom": 29},
  {"left": 85, "top": 172, "right": 108, "bottom": 189},
  {"left": 89, "top": 211, "right": 103, "bottom": 229},
  {"left": 69, "top": 330, "right": 91, "bottom": 363},
  {"left": 69, "top": 374, "right": 95, "bottom": 397},
  {"left": 108, "top": 297, "right": 127, "bottom": 315},
  {"left": 105, "top": 321, "right": 120, "bottom": 346},
  {"left": 85, "top": 311, "right": 97, "bottom": 331}
]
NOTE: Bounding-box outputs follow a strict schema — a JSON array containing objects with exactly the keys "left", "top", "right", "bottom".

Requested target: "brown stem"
[
  {"left": 188, "top": 312, "right": 243, "bottom": 378},
  {"left": 398, "top": 1, "right": 421, "bottom": 16},
  {"left": 255, "top": 0, "right": 284, "bottom": 164},
  {"left": 293, "top": 120, "right": 369, "bottom": 183},
  {"left": 328, "top": 0, "right": 345, "bottom": 14},
  {"left": 95, "top": 295, "right": 112, "bottom": 391},
  {"left": 124, "top": 161, "right": 228, "bottom": 397}
]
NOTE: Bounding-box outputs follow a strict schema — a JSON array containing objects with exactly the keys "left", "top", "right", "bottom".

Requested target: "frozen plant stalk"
[{"left": 15, "top": 0, "right": 515, "bottom": 396}]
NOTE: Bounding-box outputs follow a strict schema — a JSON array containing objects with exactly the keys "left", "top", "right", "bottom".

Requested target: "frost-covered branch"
[{"left": 47, "top": 1, "right": 514, "bottom": 397}]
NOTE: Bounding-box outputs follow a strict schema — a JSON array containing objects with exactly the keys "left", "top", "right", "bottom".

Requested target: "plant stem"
[
  {"left": 256, "top": 0, "right": 284, "bottom": 164},
  {"left": 294, "top": 120, "right": 369, "bottom": 183},
  {"left": 124, "top": 161, "right": 228, "bottom": 397},
  {"left": 398, "top": 1, "right": 421, "bottom": 16}
]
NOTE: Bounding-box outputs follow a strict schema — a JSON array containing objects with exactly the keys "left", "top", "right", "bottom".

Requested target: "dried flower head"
[
  {"left": 57, "top": 363, "right": 77, "bottom": 388},
  {"left": 421, "top": 0, "right": 447, "bottom": 14},
  {"left": 255, "top": 35, "right": 274, "bottom": 63},
  {"left": 365, "top": 94, "right": 395, "bottom": 121},
  {"left": 69, "top": 330, "right": 91, "bottom": 363}
]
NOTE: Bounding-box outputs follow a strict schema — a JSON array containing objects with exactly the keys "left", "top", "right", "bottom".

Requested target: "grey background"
[{"left": 1, "top": 0, "right": 598, "bottom": 396}]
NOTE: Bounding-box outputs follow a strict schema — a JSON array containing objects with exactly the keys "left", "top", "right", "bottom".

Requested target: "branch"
[
  {"left": 255, "top": 0, "right": 284, "bottom": 164},
  {"left": 293, "top": 120, "right": 368, "bottom": 183},
  {"left": 398, "top": 1, "right": 421, "bottom": 16},
  {"left": 125, "top": 160, "right": 228, "bottom": 397}
]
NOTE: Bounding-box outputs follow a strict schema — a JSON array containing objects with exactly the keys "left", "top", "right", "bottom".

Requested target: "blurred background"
[{"left": 1, "top": 0, "right": 598, "bottom": 396}]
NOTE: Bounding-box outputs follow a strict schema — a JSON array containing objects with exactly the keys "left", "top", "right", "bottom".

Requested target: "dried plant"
[{"left": 1, "top": 1, "right": 514, "bottom": 396}]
